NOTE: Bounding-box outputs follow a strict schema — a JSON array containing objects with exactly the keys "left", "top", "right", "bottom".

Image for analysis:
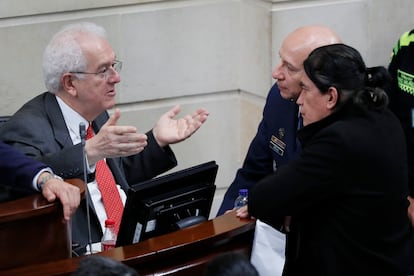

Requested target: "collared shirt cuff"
[{"left": 33, "top": 168, "right": 53, "bottom": 191}]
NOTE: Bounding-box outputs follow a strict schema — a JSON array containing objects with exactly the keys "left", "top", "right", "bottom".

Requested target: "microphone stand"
[{"left": 79, "top": 122, "right": 93, "bottom": 255}]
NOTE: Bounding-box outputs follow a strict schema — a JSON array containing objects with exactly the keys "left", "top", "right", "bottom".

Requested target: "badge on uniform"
[{"left": 269, "top": 128, "right": 286, "bottom": 156}]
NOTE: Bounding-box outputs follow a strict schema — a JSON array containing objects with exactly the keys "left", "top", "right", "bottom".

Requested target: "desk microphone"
[{"left": 79, "top": 122, "right": 93, "bottom": 254}]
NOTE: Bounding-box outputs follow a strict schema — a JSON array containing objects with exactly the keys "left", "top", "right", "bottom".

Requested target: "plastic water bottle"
[
  {"left": 101, "top": 219, "right": 116, "bottom": 251},
  {"left": 234, "top": 189, "right": 248, "bottom": 209}
]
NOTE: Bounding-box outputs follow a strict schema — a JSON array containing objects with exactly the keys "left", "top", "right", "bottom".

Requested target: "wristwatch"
[{"left": 37, "top": 173, "right": 63, "bottom": 191}]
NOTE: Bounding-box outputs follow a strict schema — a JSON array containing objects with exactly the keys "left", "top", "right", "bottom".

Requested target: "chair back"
[
  {"left": 0, "top": 115, "right": 12, "bottom": 202},
  {"left": 0, "top": 116, "right": 10, "bottom": 127}
]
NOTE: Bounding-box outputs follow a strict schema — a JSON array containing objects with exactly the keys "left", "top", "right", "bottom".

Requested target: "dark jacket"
[
  {"left": 0, "top": 92, "right": 177, "bottom": 247},
  {"left": 217, "top": 83, "right": 300, "bottom": 216},
  {"left": 249, "top": 102, "right": 414, "bottom": 275},
  {"left": 0, "top": 141, "right": 47, "bottom": 192}
]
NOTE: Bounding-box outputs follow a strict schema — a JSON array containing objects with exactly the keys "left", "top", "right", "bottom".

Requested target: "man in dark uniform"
[
  {"left": 216, "top": 25, "right": 342, "bottom": 275},
  {"left": 217, "top": 25, "right": 342, "bottom": 216}
]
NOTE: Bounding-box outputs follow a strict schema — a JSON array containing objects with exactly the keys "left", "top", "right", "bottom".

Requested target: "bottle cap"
[
  {"left": 239, "top": 189, "right": 248, "bottom": 196},
  {"left": 105, "top": 219, "right": 115, "bottom": 227}
]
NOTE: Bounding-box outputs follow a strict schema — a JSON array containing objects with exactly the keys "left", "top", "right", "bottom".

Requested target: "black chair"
[
  {"left": 0, "top": 116, "right": 12, "bottom": 202},
  {"left": 0, "top": 116, "right": 10, "bottom": 127}
]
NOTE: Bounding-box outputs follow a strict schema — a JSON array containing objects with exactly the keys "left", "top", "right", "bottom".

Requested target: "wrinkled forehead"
[
  {"left": 279, "top": 38, "right": 311, "bottom": 70},
  {"left": 280, "top": 27, "right": 341, "bottom": 69},
  {"left": 77, "top": 34, "right": 115, "bottom": 65}
]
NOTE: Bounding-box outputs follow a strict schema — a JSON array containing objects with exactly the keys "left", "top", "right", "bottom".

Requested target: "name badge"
[{"left": 269, "top": 133, "right": 286, "bottom": 157}]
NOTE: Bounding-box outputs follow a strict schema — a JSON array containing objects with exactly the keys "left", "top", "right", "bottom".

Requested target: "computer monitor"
[{"left": 116, "top": 160, "right": 218, "bottom": 247}]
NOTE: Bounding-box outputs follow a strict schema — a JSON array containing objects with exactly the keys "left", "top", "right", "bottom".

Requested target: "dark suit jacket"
[
  {"left": 0, "top": 92, "right": 178, "bottom": 247},
  {"left": 0, "top": 141, "right": 47, "bottom": 192},
  {"left": 217, "top": 83, "right": 300, "bottom": 216},
  {"left": 250, "top": 102, "right": 414, "bottom": 275}
]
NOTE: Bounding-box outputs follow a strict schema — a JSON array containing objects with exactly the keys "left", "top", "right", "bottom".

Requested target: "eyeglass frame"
[{"left": 70, "top": 60, "right": 122, "bottom": 79}]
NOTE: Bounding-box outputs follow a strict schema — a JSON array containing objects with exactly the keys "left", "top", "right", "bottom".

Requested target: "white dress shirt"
[{"left": 56, "top": 96, "right": 127, "bottom": 233}]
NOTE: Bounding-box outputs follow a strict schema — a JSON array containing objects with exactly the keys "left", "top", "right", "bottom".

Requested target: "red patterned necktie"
[{"left": 86, "top": 124, "right": 123, "bottom": 235}]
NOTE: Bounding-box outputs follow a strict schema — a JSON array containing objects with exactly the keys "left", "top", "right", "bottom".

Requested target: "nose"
[
  {"left": 108, "top": 67, "right": 121, "bottom": 83},
  {"left": 296, "top": 90, "right": 304, "bottom": 105},
  {"left": 272, "top": 63, "right": 283, "bottom": 80}
]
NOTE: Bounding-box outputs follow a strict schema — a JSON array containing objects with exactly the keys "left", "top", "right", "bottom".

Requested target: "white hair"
[{"left": 42, "top": 22, "right": 107, "bottom": 93}]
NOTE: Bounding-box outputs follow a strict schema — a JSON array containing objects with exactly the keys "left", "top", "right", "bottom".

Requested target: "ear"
[
  {"left": 326, "top": 87, "right": 338, "bottom": 110},
  {"left": 61, "top": 73, "right": 78, "bottom": 97}
]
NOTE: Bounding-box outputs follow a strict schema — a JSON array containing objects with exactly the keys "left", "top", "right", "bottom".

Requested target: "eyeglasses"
[{"left": 70, "top": 60, "right": 122, "bottom": 80}]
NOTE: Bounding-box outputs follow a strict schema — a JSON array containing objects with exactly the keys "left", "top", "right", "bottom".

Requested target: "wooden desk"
[
  {"left": 1, "top": 211, "right": 255, "bottom": 276},
  {"left": 0, "top": 179, "right": 84, "bottom": 270}
]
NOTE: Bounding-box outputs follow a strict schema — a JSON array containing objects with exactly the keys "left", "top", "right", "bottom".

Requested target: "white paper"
[{"left": 250, "top": 219, "right": 286, "bottom": 276}]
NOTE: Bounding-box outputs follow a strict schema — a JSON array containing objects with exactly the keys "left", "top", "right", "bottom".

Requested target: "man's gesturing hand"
[{"left": 86, "top": 109, "right": 148, "bottom": 164}]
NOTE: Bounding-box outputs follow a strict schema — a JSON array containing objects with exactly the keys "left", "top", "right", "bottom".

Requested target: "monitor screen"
[{"left": 116, "top": 160, "right": 218, "bottom": 247}]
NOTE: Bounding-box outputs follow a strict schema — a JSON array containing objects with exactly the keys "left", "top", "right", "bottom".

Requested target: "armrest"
[
  {"left": 0, "top": 178, "right": 85, "bottom": 270},
  {"left": 0, "top": 178, "right": 84, "bottom": 223}
]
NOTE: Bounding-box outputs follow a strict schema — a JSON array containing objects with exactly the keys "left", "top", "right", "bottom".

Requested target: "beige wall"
[{"left": 0, "top": 0, "right": 413, "bottom": 217}]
